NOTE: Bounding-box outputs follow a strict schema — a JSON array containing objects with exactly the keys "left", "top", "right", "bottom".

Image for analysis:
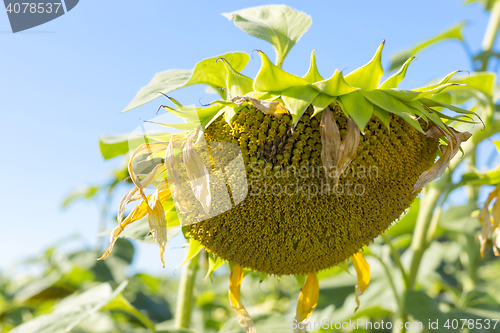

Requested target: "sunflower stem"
[
  {"left": 480, "top": 0, "right": 500, "bottom": 71},
  {"left": 381, "top": 233, "right": 409, "bottom": 290},
  {"left": 408, "top": 183, "right": 445, "bottom": 288},
  {"left": 175, "top": 253, "right": 200, "bottom": 329}
]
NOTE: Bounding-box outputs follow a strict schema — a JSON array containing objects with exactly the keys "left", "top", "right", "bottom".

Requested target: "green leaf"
[
  {"left": 217, "top": 58, "right": 254, "bottom": 98},
  {"left": 13, "top": 272, "right": 62, "bottom": 303},
  {"left": 253, "top": 50, "right": 308, "bottom": 92},
  {"left": 99, "top": 133, "right": 151, "bottom": 160},
  {"left": 302, "top": 50, "right": 324, "bottom": 83},
  {"left": 220, "top": 313, "right": 290, "bottom": 333},
  {"left": 61, "top": 186, "right": 100, "bottom": 208},
  {"left": 465, "top": 0, "right": 498, "bottom": 11},
  {"left": 338, "top": 261, "right": 350, "bottom": 274},
  {"left": 123, "top": 52, "right": 249, "bottom": 112},
  {"left": 311, "top": 93, "right": 336, "bottom": 118},
  {"left": 461, "top": 164, "right": 500, "bottom": 186},
  {"left": 437, "top": 72, "right": 496, "bottom": 98},
  {"left": 144, "top": 119, "right": 199, "bottom": 131},
  {"left": 224, "top": 106, "right": 236, "bottom": 127},
  {"left": 222, "top": 5, "right": 312, "bottom": 68},
  {"left": 494, "top": 140, "right": 500, "bottom": 153},
  {"left": 338, "top": 91, "right": 373, "bottom": 132},
  {"left": 162, "top": 103, "right": 225, "bottom": 124},
  {"left": 419, "top": 98, "right": 477, "bottom": 116},
  {"left": 407, "top": 101, "right": 450, "bottom": 135},
  {"left": 360, "top": 90, "right": 424, "bottom": 134},
  {"left": 345, "top": 40, "right": 385, "bottom": 90},
  {"left": 206, "top": 254, "right": 225, "bottom": 281},
  {"left": 178, "top": 237, "right": 203, "bottom": 268},
  {"left": 387, "top": 200, "right": 420, "bottom": 237},
  {"left": 389, "top": 22, "right": 466, "bottom": 71},
  {"left": 9, "top": 281, "right": 129, "bottom": 333},
  {"left": 280, "top": 85, "right": 319, "bottom": 124},
  {"left": 379, "top": 56, "right": 416, "bottom": 89},
  {"left": 405, "top": 290, "right": 458, "bottom": 332},
  {"left": 101, "top": 292, "right": 155, "bottom": 331},
  {"left": 383, "top": 83, "right": 461, "bottom": 101},
  {"left": 311, "top": 69, "right": 358, "bottom": 96},
  {"left": 413, "top": 70, "right": 464, "bottom": 92},
  {"left": 372, "top": 105, "right": 391, "bottom": 129}
]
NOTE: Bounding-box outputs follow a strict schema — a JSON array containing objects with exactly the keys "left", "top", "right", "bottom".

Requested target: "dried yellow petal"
[
  {"left": 146, "top": 191, "right": 168, "bottom": 268},
  {"left": 352, "top": 252, "right": 370, "bottom": 312},
  {"left": 294, "top": 273, "right": 319, "bottom": 333},
  {"left": 117, "top": 163, "right": 166, "bottom": 223},
  {"left": 97, "top": 190, "right": 171, "bottom": 262},
  {"left": 229, "top": 264, "right": 255, "bottom": 333},
  {"left": 128, "top": 142, "right": 170, "bottom": 195},
  {"left": 478, "top": 187, "right": 500, "bottom": 257}
]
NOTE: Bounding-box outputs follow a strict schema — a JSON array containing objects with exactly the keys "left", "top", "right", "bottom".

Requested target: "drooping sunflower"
[{"left": 97, "top": 5, "right": 477, "bottom": 332}]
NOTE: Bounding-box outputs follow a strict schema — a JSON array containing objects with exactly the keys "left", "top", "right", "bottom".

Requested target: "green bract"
[{"left": 123, "top": 7, "right": 477, "bottom": 138}]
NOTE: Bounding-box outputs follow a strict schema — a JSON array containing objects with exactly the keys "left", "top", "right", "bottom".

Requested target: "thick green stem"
[
  {"left": 465, "top": 152, "right": 479, "bottom": 202},
  {"left": 382, "top": 233, "right": 410, "bottom": 290},
  {"left": 481, "top": 0, "right": 500, "bottom": 70},
  {"left": 408, "top": 183, "right": 446, "bottom": 288},
  {"left": 393, "top": 6, "right": 500, "bottom": 332},
  {"left": 175, "top": 254, "right": 200, "bottom": 329}
]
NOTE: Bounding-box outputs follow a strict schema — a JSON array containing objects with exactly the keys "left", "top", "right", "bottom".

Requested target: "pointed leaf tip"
[
  {"left": 345, "top": 40, "right": 385, "bottom": 90},
  {"left": 303, "top": 50, "right": 324, "bottom": 83},
  {"left": 379, "top": 56, "right": 416, "bottom": 89},
  {"left": 253, "top": 50, "right": 308, "bottom": 92},
  {"left": 311, "top": 69, "right": 358, "bottom": 97},
  {"left": 217, "top": 57, "right": 254, "bottom": 98}
]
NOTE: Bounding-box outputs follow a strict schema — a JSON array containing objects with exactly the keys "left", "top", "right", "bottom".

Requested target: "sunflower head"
[{"left": 98, "top": 4, "right": 478, "bottom": 330}]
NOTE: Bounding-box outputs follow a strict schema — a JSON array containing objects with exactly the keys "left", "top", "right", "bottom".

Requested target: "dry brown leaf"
[
  {"left": 183, "top": 138, "right": 211, "bottom": 214},
  {"left": 412, "top": 125, "right": 472, "bottom": 193},
  {"left": 165, "top": 138, "right": 188, "bottom": 213},
  {"left": 320, "top": 109, "right": 360, "bottom": 185}
]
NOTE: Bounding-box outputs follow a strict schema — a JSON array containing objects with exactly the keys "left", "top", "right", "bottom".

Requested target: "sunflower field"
[{"left": 2, "top": 1, "right": 500, "bottom": 333}]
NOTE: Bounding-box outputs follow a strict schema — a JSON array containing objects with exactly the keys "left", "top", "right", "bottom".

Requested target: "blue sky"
[{"left": 0, "top": 1, "right": 494, "bottom": 277}]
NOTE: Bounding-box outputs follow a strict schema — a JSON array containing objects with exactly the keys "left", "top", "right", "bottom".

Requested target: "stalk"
[
  {"left": 392, "top": 105, "right": 500, "bottom": 333},
  {"left": 175, "top": 254, "right": 200, "bottom": 329},
  {"left": 481, "top": 0, "right": 500, "bottom": 70}
]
